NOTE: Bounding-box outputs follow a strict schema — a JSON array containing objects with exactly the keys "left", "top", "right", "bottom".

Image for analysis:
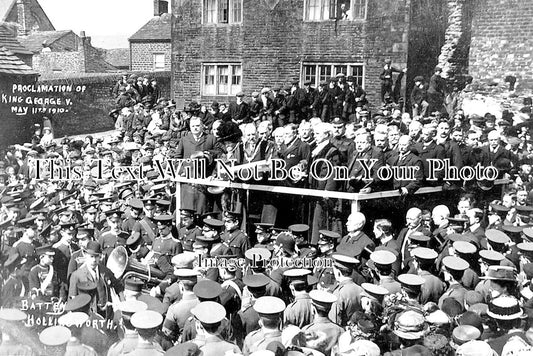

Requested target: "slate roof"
[
  {"left": 0, "top": 46, "right": 37, "bottom": 75},
  {"left": 19, "top": 30, "right": 73, "bottom": 53},
  {"left": 129, "top": 13, "right": 171, "bottom": 42},
  {"left": 104, "top": 48, "right": 130, "bottom": 69},
  {"left": 0, "top": 24, "right": 32, "bottom": 55}
]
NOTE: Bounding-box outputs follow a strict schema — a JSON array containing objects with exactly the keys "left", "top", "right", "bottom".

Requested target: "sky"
[{"left": 39, "top": 0, "right": 162, "bottom": 49}]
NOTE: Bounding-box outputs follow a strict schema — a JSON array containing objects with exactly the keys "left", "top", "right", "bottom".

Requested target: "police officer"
[
  {"left": 130, "top": 198, "right": 158, "bottom": 245},
  {"left": 369, "top": 249, "right": 401, "bottom": 294},
  {"left": 122, "top": 198, "right": 144, "bottom": 234},
  {"left": 242, "top": 296, "right": 285, "bottom": 355},
  {"left": 190, "top": 301, "right": 241, "bottom": 355}
]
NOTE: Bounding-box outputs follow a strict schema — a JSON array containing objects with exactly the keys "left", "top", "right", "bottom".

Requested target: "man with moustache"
[{"left": 347, "top": 132, "right": 385, "bottom": 193}]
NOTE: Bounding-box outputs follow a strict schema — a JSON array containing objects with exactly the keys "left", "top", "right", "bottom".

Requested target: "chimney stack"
[
  {"left": 16, "top": 0, "right": 31, "bottom": 36},
  {"left": 154, "top": 0, "right": 168, "bottom": 16}
]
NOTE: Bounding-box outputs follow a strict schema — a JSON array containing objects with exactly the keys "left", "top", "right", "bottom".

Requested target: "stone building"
[
  {"left": 171, "top": 0, "right": 447, "bottom": 107},
  {"left": 0, "top": 0, "right": 54, "bottom": 36},
  {"left": 129, "top": 0, "right": 172, "bottom": 72}
]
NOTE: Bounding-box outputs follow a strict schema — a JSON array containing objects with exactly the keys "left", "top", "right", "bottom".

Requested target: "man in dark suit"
[
  {"left": 330, "top": 118, "right": 355, "bottom": 167},
  {"left": 412, "top": 125, "right": 445, "bottom": 185},
  {"left": 481, "top": 130, "right": 518, "bottom": 178},
  {"left": 410, "top": 76, "right": 429, "bottom": 118},
  {"left": 347, "top": 132, "right": 385, "bottom": 193},
  {"left": 68, "top": 241, "right": 124, "bottom": 316},
  {"left": 228, "top": 92, "right": 250, "bottom": 125},
  {"left": 278, "top": 124, "right": 311, "bottom": 188},
  {"left": 308, "top": 123, "right": 343, "bottom": 243},
  {"left": 396, "top": 208, "right": 431, "bottom": 269},
  {"left": 386, "top": 135, "right": 424, "bottom": 195}
]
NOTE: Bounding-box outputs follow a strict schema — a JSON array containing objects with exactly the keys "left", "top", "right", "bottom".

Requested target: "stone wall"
[
  {"left": 130, "top": 42, "right": 172, "bottom": 71},
  {"left": 172, "top": 0, "right": 412, "bottom": 108},
  {"left": 0, "top": 72, "right": 171, "bottom": 146},
  {"left": 469, "top": 0, "right": 533, "bottom": 88},
  {"left": 33, "top": 52, "right": 84, "bottom": 75},
  {"left": 434, "top": 0, "right": 475, "bottom": 80}
]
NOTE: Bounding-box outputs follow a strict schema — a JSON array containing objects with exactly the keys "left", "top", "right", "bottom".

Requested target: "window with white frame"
[
  {"left": 202, "top": 63, "right": 242, "bottom": 96},
  {"left": 153, "top": 53, "right": 166, "bottom": 70},
  {"left": 302, "top": 63, "right": 364, "bottom": 87},
  {"left": 204, "top": 0, "right": 242, "bottom": 24},
  {"left": 304, "top": 0, "right": 367, "bottom": 21}
]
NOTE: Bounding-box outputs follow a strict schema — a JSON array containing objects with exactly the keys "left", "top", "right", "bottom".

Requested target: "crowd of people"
[{"left": 1, "top": 66, "right": 533, "bottom": 356}]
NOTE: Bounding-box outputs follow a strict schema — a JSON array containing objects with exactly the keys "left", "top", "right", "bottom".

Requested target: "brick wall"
[
  {"left": 469, "top": 0, "right": 533, "bottom": 87},
  {"left": 130, "top": 42, "right": 172, "bottom": 72},
  {"left": 172, "top": 0, "right": 413, "bottom": 108},
  {"left": 0, "top": 72, "right": 171, "bottom": 146}
]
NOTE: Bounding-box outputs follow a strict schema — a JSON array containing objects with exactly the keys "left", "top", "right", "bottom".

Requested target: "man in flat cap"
[
  {"left": 229, "top": 92, "right": 250, "bottom": 125},
  {"left": 410, "top": 76, "right": 428, "bottom": 118}
]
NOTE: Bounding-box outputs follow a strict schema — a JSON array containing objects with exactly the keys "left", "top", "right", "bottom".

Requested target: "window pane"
[
  {"left": 307, "top": 0, "right": 320, "bottom": 20},
  {"left": 321, "top": 0, "right": 330, "bottom": 20},
  {"left": 353, "top": 0, "right": 366, "bottom": 19},
  {"left": 153, "top": 54, "right": 165, "bottom": 69},
  {"left": 318, "top": 65, "right": 331, "bottom": 83},
  {"left": 231, "top": 65, "right": 242, "bottom": 85},
  {"left": 350, "top": 65, "right": 364, "bottom": 87},
  {"left": 204, "top": 65, "right": 216, "bottom": 95},
  {"left": 218, "top": 0, "right": 229, "bottom": 23},
  {"left": 231, "top": 0, "right": 242, "bottom": 23},
  {"left": 218, "top": 65, "right": 229, "bottom": 95},
  {"left": 334, "top": 65, "right": 347, "bottom": 76},
  {"left": 303, "top": 65, "right": 317, "bottom": 86},
  {"left": 206, "top": 0, "right": 216, "bottom": 23},
  {"left": 230, "top": 65, "right": 242, "bottom": 94}
]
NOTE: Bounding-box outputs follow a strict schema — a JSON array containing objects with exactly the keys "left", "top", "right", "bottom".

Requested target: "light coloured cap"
[
  {"left": 117, "top": 300, "right": 148, "bottom": 315},
  {"left": 130, "top": 310, "right": 163, "bottom": 329},
  {"left": 398, "top": 274, "right": 425, "bottom": 287},
  {"left": 253, "top": 296, "right": 285, "bottom": 315},
  {"left": 0, "top": 308, "right": 27, "bottom": 321},
  {"left": 370, "top": 250, "right": 396, "bottom": 265},
  {"left": 455, "top": 340, "right": 496, "bottom": 356},
  {"left": 191, "top": 301, "right": 226, "bottom": 325},
  {"left": 39, "top": 325, "right": 71, "bottom": 346}
]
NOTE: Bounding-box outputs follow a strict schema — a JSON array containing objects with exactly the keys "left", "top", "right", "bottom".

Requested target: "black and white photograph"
[{"left": 1, "top": 0, "right": 533, "bottom": 355}]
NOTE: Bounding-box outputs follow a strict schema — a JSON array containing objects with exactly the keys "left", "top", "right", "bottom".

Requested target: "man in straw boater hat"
[
  {"left": 486, "top": 295, "right": 531, "bottom": 354},
  {"left": 387, "top": 309, "right": 430, "bottom": 355}
]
